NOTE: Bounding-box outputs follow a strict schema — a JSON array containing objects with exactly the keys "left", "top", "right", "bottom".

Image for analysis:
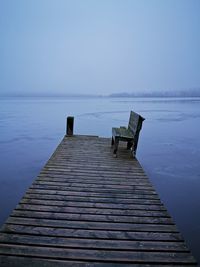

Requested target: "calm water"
[{"left": 0, "top": 96, "right": 200, "bottom": 261}]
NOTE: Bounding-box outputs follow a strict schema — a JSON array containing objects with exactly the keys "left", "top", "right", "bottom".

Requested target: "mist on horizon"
[{"left": 0, "top": 0, "right": 200, "bottom": 96}]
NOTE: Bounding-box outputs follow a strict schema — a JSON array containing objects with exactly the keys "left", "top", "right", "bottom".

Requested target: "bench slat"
[
  {"left": 112, "top": 128, "right": 133, "bottom": 139},
  {"left": 128, "top": 111, "right": 140, "bottom": 134}
]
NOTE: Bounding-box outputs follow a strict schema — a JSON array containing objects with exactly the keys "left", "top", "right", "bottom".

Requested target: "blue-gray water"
[{"left": 0, "top": 96, "right": 200, "bottom": 262}]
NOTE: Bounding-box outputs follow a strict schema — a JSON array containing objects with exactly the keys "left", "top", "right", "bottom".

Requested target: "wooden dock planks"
[{"left": 0, "top": 135, "right": 197, "bottom": 266}]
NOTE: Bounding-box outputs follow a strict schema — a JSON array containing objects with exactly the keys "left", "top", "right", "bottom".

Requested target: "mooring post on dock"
[{"left": 66, "top": 116, "right": 74, "bottom": 136}]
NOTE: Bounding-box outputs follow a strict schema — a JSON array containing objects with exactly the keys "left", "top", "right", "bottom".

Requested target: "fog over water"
[
  {"left": 0, "top": 96, "right": 200, "bottom": 261},
  {"left": 1, "top": 0, "right": 200, "bottom": 96}
]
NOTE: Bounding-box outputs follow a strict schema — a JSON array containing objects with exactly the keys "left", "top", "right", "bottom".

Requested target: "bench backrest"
[
  {"left": 128, "top": 111, "right": 145, "bottom": 135},
  {"left": 128, "top": 111, "right": 145, "bottom": 153}
]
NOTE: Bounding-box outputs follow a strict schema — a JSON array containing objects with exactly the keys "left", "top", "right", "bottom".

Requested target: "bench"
[{"left": 112, "top": 111, "right": 145, "bottom": 156}]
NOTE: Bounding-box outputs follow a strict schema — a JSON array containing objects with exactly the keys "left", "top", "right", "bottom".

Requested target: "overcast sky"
[{"left": 0, "top": 0, "right": 200, "bottom": 96}]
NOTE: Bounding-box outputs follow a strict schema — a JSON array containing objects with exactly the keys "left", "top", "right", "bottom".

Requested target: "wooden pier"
[{"left": 0, "top": 135, "right": 197, "bottom": 266}]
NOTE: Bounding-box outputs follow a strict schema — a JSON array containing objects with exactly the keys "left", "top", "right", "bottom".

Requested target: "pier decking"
[{"left": 0, "top": 135, "right": 197, "bottom": 266}]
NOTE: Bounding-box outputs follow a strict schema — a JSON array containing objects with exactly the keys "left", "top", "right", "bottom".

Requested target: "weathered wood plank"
[
  {"left": 0, "top": 233, "right": 188, "bottom": 252},
  {"left": 27, "top": 188, "right": 161, "bottom": 200},
  {"left": 0, "top": 256, "right": 196, "bottom": 267},
  {"left": 44, "top": 165, "right": 144, "bottom": 173},
  {"left": 35, "top": 179, "right": 153, "bottom": 188},
  {"left": 46, "top": 162, "right": 143, "bottom": 169},
  {"left": 33, "top": 181, "right": 154, "bottom": 191},
  {"left": 0, "top": 244, "right": 196, "bottom": 264},
  {"left": 22, "top": 197, "right": 162, "bottom": 207},
  {"left": 11, "top": 210, "right": 174, "bottom": 224},
  {"left": 16, "top": 203, "right": 170, "bottom": 217},
  {"left": 1, "top": 224, "right": 183, "bottom": 241},
  {"left": 5, "top": 217, "right": 177, "bottom": 232},
  {"left": 38, "top": 173, "right": 150, "bottom": 182},
  {"left": 30, "top": 184, "right": 157, "bottom": 194},
  {"left": 47, "top": 160, "right": 142, "bottom": 168},
  {"left": 23, "top": 193, "right": 162, "bottom": 205},
  {"left": 36, "top": 176, "right": 152, "bottom": 185},
  {"left": 20, "top": 198, "right": 166, "bottom": 211},
  {"left": 41, "top": 168, "right": 145, "bottom": 176},
  {"left": 40, "top": 173, "right": 146, "bottom": 180}
]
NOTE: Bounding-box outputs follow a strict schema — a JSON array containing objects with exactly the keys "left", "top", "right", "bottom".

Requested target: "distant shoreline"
[
  {"left": 109, "top": 89, "right": 200, "bottom": 98},
  {"left": 1, "top": 96, "right": 200, "bottom": 99},
  {"left": 0, "top": 89, "right": 200, "bottom": 98}
]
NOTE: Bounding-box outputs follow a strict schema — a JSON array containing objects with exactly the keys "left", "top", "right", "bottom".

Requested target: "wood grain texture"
[{"left": 0, "top": 135, "right": 197, "bottom": 266}]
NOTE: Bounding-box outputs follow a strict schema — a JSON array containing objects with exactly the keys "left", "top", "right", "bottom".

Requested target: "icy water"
[{"left": 0, "top": 96, "right": 200, "bottom": 261}]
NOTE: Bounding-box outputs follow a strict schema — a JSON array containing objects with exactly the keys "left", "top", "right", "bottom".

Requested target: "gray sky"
[{"left": 0, "top": 0, "right": 200, "bottom": 96}]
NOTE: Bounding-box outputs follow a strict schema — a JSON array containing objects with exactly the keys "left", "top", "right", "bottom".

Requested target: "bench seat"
[{"left": 112, "top": 127, "right": 134, "bottom": 140}]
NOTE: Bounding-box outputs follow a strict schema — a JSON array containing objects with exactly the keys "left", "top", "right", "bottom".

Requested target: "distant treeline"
[
  {"left": 109, "top": 88, "right": 200, "bottom": 98},
  {"left": 1, "top": 88, "right": 200, "bottom": 98}
]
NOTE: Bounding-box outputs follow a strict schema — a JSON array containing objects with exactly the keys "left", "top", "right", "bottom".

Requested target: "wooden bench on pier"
[{"left": 112, "top": 111, "right": 145, "bottom": 156}]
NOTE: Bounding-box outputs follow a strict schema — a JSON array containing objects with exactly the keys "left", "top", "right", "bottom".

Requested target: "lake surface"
[{"left": 0, "top": 96, "right": 200, "bottom": 261}]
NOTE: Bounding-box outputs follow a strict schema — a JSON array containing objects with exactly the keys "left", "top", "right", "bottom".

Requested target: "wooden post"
[{"left": 66, "top": 116, "right": 74, "bottom": 136}]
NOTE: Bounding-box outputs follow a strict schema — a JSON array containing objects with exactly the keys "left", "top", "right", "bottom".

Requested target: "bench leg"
[
  {"left": 130, "top": 144, "right": 136, "bottom": 157},
  {"left": 111, "top": 136, "right": 114, "bottom": 146},
  {"left": 113, "top": 137, "right": 119, "bottom": 155},
  {"left": 127, "top": 141, "right": 133, "bottom": 150}
]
